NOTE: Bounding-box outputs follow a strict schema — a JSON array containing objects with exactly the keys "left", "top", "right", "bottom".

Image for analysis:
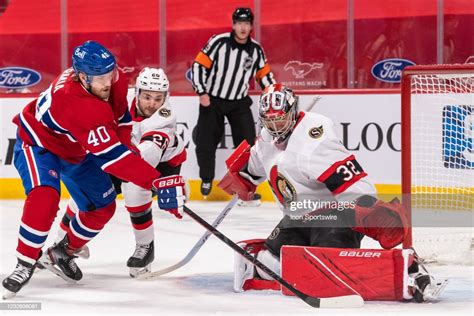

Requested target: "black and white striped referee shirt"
[{"left": 192, "top": 32, "right": 275, "bottom": 100}]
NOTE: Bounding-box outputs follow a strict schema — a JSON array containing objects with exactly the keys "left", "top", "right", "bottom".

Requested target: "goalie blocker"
[
  {"left": 234, "top": 240, "right": 447, "bottom": 302},
  {"left": 218, "top": 140, "right": 262, "bottom": 201}
]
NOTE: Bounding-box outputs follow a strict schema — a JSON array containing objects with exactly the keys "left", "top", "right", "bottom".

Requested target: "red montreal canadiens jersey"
[
  {"left": 12, "top": 68, "right": 160, "bottom": 190},
  {"left": 248, "top": 111, "right": 376, "bottom": 212}
]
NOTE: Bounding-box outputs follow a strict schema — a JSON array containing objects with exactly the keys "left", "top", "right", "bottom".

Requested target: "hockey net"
[{"left": 401, "top": 64, "right": 474, "bottom": 264}]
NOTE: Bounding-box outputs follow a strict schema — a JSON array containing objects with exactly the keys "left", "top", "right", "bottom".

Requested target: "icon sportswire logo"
[
  {"left": 0, "top": 67, "right": 42, "bottom": 89},
  {"left": 371, "top": 58, "right": 415, "bottom": 83}
]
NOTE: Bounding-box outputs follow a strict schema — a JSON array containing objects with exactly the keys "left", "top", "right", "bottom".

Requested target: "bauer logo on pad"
[{"left": 442, "top": 105, "right": 473, "bottom": 169}]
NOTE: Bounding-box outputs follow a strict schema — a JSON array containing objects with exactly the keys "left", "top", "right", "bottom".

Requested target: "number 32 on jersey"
[{"left": 317, "top": 155, "right": 367, "bottom": 195}]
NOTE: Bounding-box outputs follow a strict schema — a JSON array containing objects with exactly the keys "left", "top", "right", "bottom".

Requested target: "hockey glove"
[
  {"left": 353, "top": 197, "right": 409, "bottom": 249},
  {"left": 218, "top": 140, "right": 262, "bottom": 200},
  {"left": 152, "top": 175, "right": 186, "bottom": 219}
]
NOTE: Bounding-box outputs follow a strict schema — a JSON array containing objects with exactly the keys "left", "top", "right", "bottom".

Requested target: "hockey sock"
[
  {"left": 126, "top": 202, "right": 154, "bottom": 245},
  {"left": 56, "top": 199, "right": 78, "bottom": 243},
  {"left": 67, "top": 201, "right": 116, "bottom": 250},
  {"left": 16, "top": 186, "right": 60, "bottom": 265}
]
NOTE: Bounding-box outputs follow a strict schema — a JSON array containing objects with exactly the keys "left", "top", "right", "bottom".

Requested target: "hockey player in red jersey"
[
  {"left": 55, "top": 67, "right": 187, "bottom": 278},
  {"left": 2, "top": 41, "right": 186, "bottom": 299},
  {"left": 218, "top": 84, "right": 446, "bottom": 302}
]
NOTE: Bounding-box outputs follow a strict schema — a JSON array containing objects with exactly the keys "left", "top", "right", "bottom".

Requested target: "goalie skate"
[{"left": 411, "top": 273, "right": 449, "bottom": 302}]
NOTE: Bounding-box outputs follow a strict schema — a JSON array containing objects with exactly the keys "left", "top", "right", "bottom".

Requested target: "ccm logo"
[
  {"left": 158, "top": 178, "right": 184, "bottom": 187},
  {"left": 339, "top": 251, "right": 381, "bottom": 258}
]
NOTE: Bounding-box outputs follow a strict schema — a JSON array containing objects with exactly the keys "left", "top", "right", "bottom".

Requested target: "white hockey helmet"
[{"left": 135, "top": 67, "right": 169, "bottom": 96}]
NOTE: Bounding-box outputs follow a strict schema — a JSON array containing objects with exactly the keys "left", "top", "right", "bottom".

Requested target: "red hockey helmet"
[{"left": 258, "top": 84, "right": 298, "bottom": 142}]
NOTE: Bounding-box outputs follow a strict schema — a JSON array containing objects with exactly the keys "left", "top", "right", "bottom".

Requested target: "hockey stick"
[
  {"left": 182, "top": 205, "right": 364, "bottom": 308},
  {"left": 138, "top": 196, "right": 239, "bottom": 280},
  {"left": 302, "top": 95, "right": 322, "bottom": 112}
]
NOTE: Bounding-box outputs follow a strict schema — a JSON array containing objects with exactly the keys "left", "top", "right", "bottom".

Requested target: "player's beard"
[
  {"left": 141, "top": 108, "right": 154, "bottom": 118},
  {"left": 92, "top": 86, "right": 111, "bottom": 101}
]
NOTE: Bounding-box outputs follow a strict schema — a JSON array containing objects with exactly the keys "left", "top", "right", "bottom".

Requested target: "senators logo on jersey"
[
  {"left": 269, "top": 165, "right": 297, "bottom": 207},
  {"left": 159, "top": 108, "right": 171, "bottom": 118},
  {"left": 309, "top": 126, "right": 324, "bottom": 139}
]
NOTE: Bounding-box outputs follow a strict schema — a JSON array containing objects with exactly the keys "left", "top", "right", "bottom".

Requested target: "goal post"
[{"left": 401, "top": 63, "right": 474, "bottom": 263}]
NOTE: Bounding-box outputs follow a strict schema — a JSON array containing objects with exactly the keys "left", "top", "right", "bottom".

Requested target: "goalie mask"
[{"left": 258, "top": 84, "right": 298, "bottom": 143}]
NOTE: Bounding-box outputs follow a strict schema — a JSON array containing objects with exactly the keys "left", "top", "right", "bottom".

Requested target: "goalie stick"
[
  {"left": 302, "top": 95, "right": 321, "bottom": 112},
  {"left": 138, "top": 196, "right": 239, "bottom": 280},
  {"left": 182, "top": 205, "right": 364, "bottom": 308}
]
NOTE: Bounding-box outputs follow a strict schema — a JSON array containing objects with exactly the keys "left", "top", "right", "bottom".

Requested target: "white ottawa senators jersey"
[
  {"left": 122, "top": 99, "right": 186, "bottom": 210},
  {"left": 248, "top": 111, "right": 376, "bottom": 213},
  {"left": 130, "top": 99, "right": 185, "bottom": 168}
]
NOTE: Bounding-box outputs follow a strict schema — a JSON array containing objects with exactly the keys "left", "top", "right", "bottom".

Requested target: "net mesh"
[{"left": 408, "top": 67, "right": 473, "bottom": 264}]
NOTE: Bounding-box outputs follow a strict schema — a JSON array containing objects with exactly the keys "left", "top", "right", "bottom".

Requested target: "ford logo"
[
  {"left": 0, "top": 67, "right": 42, "bottom": 89},
  {"left": 371, "top": 58, "right": 415, "bottom": 83},
  {"left": 185, "top": 68, "right": 193, "bottom": 82}
]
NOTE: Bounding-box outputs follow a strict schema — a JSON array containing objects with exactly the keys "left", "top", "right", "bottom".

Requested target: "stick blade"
[{"left": 318, "top": 295, "right": 364, "bottom": 308}]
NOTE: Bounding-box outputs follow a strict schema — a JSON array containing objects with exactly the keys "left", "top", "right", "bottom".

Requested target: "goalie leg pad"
[
  {"left": 234, "top": 239, "right": 280, "bottom": 292},
  {"left": 255, "top": 249, "right": 280, "bottom": 280},
  {"left": 281, "top": 246, "right": 414, "bottom": 301}
]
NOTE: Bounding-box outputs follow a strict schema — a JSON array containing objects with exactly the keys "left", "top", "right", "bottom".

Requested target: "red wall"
[{"left": 0, "top": 0, "right": 472, "bottom": 93}]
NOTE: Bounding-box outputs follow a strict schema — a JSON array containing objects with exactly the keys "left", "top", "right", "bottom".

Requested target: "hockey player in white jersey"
[
  {"left": 56, "top": 67, "right": 186, "bottom": 278},
  {"left": 123, "top": 67, "right": 186, "bottom": 277},
  {"left": 218, "top": 83, "right": 446, "bottom": 302}
]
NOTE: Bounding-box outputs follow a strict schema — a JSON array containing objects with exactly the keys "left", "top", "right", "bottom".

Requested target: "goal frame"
[{"left": 401, "top": 63, "right": 474, "bottom": 249}]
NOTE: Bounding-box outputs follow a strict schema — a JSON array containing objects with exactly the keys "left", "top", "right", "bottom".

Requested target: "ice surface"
[{"left": 1, "top": 200, "right": 472, "bottom": 315}]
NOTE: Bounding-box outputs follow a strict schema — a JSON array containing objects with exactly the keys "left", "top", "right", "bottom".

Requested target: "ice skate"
[
  {"left": 38, "top": 236, "right": 82, "bottom": 283},
  {"left": 127, "top": 241, "right": 154, "bottom": 278},
  {"left": 410, "top": 272, "right": 449, "bottom": 302},
  {"left": 2, "top": 259, "right": 36, "bottom": 299},
  {"left": 237, "top": 193, "right": 261, "bottom": 207}
]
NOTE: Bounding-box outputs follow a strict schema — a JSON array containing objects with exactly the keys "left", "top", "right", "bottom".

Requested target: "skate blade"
[
  {"left": 237, "top": 200, "right": 261, "bottom": 207},
  {"left": 37, "top": 253, "right": 77, "bottom": 284},
  {"left": 425, "top": 279, "right": 449, "bottom": 301},
  {"left": 129, "top": 265, "right": 151, "bottom": 278},
  {"left": 2, "top": 290, "right": 17, "bottom": 300}
]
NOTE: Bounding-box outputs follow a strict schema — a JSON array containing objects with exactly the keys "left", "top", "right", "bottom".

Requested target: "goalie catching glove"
[
  {"left": 218, "top": 140, "right": 262, "bottom": 201},
  {"left": 152, "top": 175, "right": 186, "bottom": 219},
  {"left": 352, "top": 197, "right": 409, "bottom": 249}
]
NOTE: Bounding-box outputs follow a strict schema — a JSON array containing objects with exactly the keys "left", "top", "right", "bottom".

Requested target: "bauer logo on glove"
[
  {"left": 152, "top": 175, "right": 187, "bottom": 219},
  {"left": 156, "top": 176, "right": 185, "bottom": 188}
]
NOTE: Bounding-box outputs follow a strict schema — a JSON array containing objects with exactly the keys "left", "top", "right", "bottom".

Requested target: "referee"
[{"left": 191, "top": 7, "right": 275, "bottom": 198}]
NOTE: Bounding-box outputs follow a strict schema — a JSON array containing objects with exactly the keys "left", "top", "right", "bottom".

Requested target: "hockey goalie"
[{"left": 218, "top": 83, "right": 447, "bottom": 302}]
